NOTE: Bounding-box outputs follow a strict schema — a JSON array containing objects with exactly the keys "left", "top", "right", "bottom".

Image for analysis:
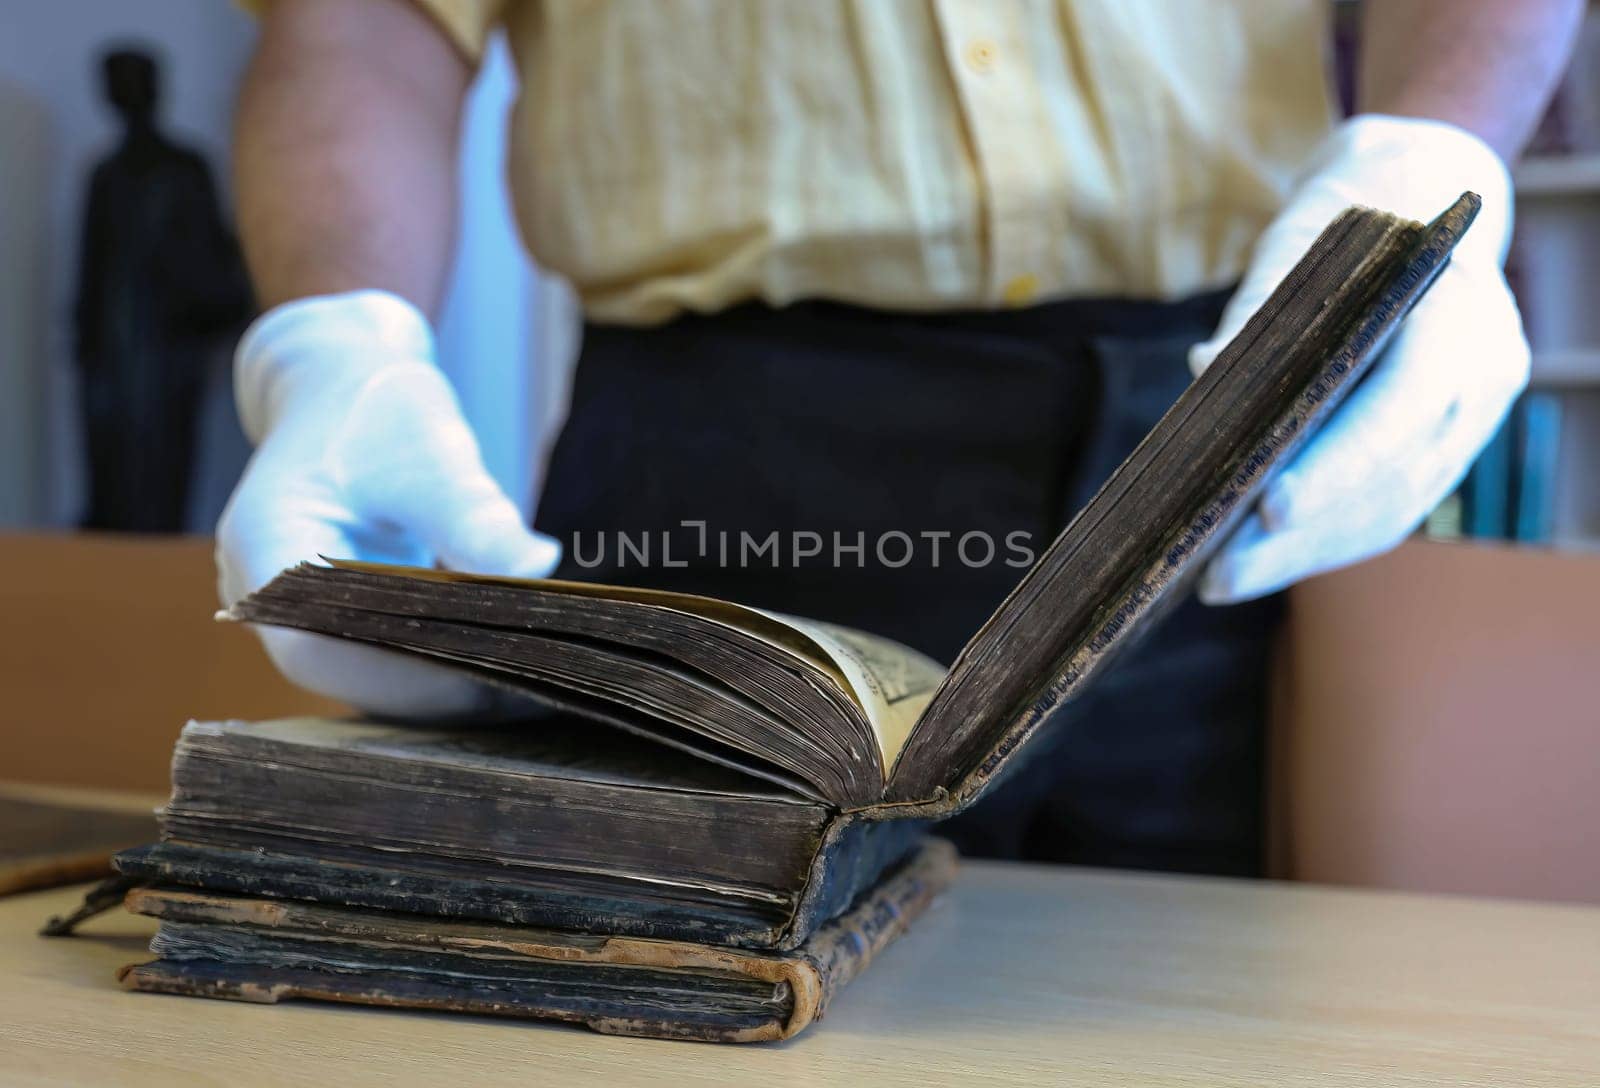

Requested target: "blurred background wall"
[
  {"left": 0, "top": 1, "right": 255, "bottom": 530},
  {"left": 0, "top": 2, "right": 568, "bottom": 534}
]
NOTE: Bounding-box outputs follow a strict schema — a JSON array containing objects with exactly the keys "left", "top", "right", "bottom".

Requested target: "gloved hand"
[
  {"left": 1190, "top": 114, "right": 1530, "bottom": 604},
  {"left": 216, "top": 289, "right": 561, "bottom": 716}
]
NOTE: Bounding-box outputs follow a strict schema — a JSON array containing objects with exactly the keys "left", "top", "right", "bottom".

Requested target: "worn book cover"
[{"left": 120, "top": 838, "right": 954, "bottom": 1043}]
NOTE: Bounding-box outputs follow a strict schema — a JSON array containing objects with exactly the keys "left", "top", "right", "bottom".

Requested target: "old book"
[
  {"left": 114, "top": 193, "right": 1480, "bottom": 1040},
  {"left": 120, "top": 837, "right": 953, "bottom": 1043}
]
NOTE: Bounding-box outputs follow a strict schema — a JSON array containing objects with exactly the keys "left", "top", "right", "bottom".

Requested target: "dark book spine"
[
  {"left": 781, "top": 815, "right": 929, "bottom": 950},
  {"left": 895, "top": 195, "right": 1483, "bottom": 820},
  {"left": 115, "top": 816, "right": 933, "bottom": 953},
  {"left": 114, "top": 843, "right": 792, "bottom": 948}
]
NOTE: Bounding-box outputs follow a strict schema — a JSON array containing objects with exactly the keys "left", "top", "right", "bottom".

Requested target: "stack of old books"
[{"left": 106, "top": 195, "right": 1480, "bottom": 1042}]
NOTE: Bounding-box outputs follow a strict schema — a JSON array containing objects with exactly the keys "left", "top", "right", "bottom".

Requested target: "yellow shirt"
[{"left": 418, "top": 0, "right": 1335, "bottom": 325}]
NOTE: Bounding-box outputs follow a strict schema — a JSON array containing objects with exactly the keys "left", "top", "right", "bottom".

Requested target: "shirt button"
[
  {"left": 1002, "top": 274, "right": 1039, "bottom": 307},
  {"left": 964, "top": 40, "right": 998, "bottom": 73}
]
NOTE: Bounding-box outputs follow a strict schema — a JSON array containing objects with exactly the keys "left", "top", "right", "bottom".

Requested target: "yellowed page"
[{"left": 751, "top": 613, "right": 944, "bottom": 770}]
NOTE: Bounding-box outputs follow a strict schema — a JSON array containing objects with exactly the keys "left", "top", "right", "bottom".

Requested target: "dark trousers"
[{"left": 534, "top": 293, "right": 1283, "bottom": 876}]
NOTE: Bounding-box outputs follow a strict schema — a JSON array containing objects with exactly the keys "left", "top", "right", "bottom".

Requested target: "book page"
[
  {"left": 541, "top": 582, "right": 946, "bottom": 769},
  {"left": 326, "top": 560, "right": 860, "bottom": 694},
  {"left": 515, "top": 583, "right": 947, "bottom": 769},
  {"left": 325, "top": 559, "right": 941, "bottom": 756},
  {"left": 319, "top": 559, "right": 945, "bottom": 779},
  {"left": 753, "top": 614, "right": 944, "bottom": 772},
  {"left": 183, "top": 718, "right": 805, "bottom": 797}
]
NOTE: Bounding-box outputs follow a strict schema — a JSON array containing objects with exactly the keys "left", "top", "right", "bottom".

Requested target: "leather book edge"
[{"left": 118, "top": 838, "right": 957, "bottom": 1043}]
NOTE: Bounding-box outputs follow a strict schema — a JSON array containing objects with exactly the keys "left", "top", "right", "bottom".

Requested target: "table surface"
[{"left": 4, "top": 854, "right": 1598, "bottom": 1087}]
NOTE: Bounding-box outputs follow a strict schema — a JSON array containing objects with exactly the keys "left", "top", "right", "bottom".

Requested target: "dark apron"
[{"left": 534, "top": 292, "right": 1283, "bottom": 876}]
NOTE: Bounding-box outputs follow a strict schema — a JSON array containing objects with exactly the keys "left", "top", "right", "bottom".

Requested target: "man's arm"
[
  {"left": 1359, "top": 0, "right": 1584, "bottom": 161},
  {"left": 218, "top": 0, "right": 560, "bottom": 717},
  {"left": 235, "top": 0, "right": 470, "bottom": 312}
]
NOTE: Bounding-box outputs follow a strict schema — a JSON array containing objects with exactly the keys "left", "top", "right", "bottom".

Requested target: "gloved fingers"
[
  {"left": 216, "top": 461, "right": 353, "bottom": 606},
  {"left": 216, "top": 444, "right": 432, "bottom": 609},
  {"left": 256, "top": 627, "right": 507, "bottom": 719},
  {"left": 1199, "top": 369, "right": 1521, "bottom": 605},
  {"left": 1199, "top": 438, "right": 1462, "bottom": 605},
  {"left": 402, "top": 443, "right": 563, "bottom": 578},
  {"left": 333, "top": 365, "right": 563, "bottom": 579},
  {"left": 1197, "top": 509, "right": 1411, "bottom": 605},
  {"left": 426, "top": 478, "right": 565, "bottom": 579},
  {"left": 1199, "top": 450, "right": 1437, "bottom": 605},
  {"left": 1189, "top": 121, "right": 1510, "bottom": 381},
  {"left": 223, "top": 291, "right": 555, "bottom": 714},
  {"left": 1197, "top": 512, "right": 1290, "bottom": 605},
  {"left": 218, "top": 431, "right": 508, "bottom": 716},
  {"left": 1255, "top": 266, "right": 1528, "bottom": 534},
  {"left": 234, "top": 291, "right": 437, "bottom": 443}
]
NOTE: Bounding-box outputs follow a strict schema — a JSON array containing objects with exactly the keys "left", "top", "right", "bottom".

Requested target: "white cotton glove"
[
  {"left": 216, "top": 289, "right": 561, "bottom": 716},
  {"left": 1189, "top": 114, "right": 1530, "bottom": 604}
]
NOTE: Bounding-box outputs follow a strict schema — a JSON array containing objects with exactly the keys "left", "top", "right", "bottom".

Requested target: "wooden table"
[{"left": 4, "top": 863, "right": 1598, "bottom": 1086}]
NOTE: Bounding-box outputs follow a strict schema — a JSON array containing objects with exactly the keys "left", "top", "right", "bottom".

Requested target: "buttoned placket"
[{"left": 932, "top": 0, "right": 1056, "bottom": 308}]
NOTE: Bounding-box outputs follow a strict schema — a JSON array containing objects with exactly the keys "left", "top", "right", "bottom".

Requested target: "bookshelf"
[
  {"left": 1425, "top": 2, "right": 1600, "bottom": 548},
  {"left": 1530, "top": 349, "right": 1600, "bottom": 389},
  {"left": 1330, "top": 0, "right": 1600, "bottom": 547},
  {"left": 1508, "top": 144, "right": 1600, "bottom": 546},
  {"left": 1515, "top": 154, "right": 1600, "bottom": 199}
]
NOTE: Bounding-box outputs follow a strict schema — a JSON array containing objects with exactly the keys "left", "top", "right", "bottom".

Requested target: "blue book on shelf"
[
  {"left": 1511, "top": 391, "right": 1562, "bottom": 543},
  {"left": 1460, "top": 411, "right": 1514, "bottom": 539}
]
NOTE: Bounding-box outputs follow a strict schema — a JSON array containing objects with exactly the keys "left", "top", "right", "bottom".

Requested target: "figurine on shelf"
[{"left": 73, "top": 47, "right": 252, "bottom": 532}]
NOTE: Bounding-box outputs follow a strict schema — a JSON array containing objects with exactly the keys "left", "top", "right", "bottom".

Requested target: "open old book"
[{"left": 115, "top": 194, "right": 1480, "bottom": 1041}]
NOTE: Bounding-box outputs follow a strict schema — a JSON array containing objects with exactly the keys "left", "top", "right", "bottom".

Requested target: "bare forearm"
[
  {"left": 235, "top": 0, "right": 470, "bottom": 314},
  {"left": 1359, "top": 0, "right": 1583, "bottom": 162}
]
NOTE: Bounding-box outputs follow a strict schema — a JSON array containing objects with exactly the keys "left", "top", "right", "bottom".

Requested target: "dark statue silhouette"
[{"left": 73, "top": 48, "right": 252, "bottom": 532}]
